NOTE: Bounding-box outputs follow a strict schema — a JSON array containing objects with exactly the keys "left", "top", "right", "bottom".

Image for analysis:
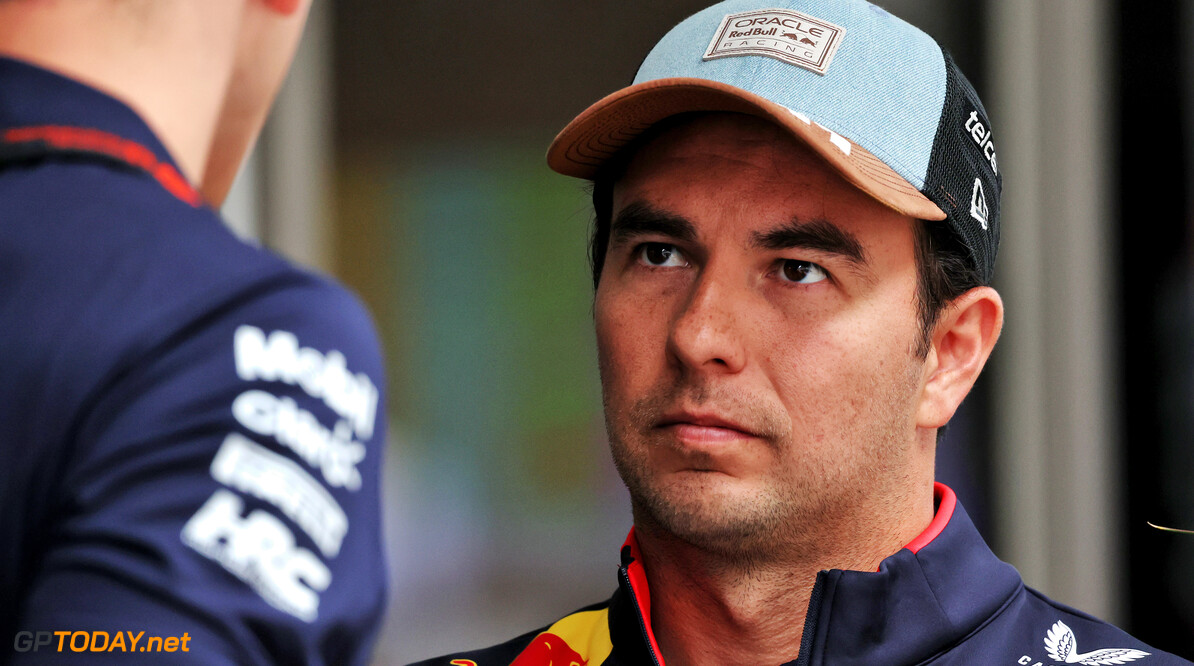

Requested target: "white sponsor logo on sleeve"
[
  {"left": 234, "top": 326, "right": 379, "bottom": 440},
  {"left": 210, "top": 433, "right": 349, "bottom": 558},
  {"left": 231, "top": 390, "right": 367, "bottom": 491},
  {"left": 182, "top": 490, "right": 331, "bottom": 622}
]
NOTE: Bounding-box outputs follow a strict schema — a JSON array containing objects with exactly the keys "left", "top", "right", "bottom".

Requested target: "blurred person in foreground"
[
  {"left": 0, "top": 0, "right": 387, "bottom": 663},
  {"left": 415, "top": 1, "right": 1189, "bottom": 664}
]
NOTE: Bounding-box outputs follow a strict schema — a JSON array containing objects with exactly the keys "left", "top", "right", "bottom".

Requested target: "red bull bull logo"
[{"left": 510, "top": 632, "right": 588, "bottom": 666}]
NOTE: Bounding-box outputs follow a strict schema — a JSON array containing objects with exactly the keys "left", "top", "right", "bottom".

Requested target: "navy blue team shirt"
[{"left": 0, "top": 57, "right": 388, "bottom": 663}]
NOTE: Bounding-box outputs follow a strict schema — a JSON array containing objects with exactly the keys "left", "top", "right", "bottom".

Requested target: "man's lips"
[{"left": 655, "top": 411, "right": 760, "bottom": 443}]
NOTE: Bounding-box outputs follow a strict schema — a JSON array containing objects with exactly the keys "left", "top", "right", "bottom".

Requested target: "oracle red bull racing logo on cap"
[{"left": 704, "top": 8, "right": 846, "bottom": 75}]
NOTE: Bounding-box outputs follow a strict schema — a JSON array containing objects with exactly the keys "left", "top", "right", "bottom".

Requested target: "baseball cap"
[{"left": 547, "top": 0, "right": 1001, "bottom": 284}]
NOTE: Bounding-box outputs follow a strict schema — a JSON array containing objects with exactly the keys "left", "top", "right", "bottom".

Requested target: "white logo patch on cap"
[
  {"left": 970, "top": 177, "right": 989, "bottom": 231},
  {"left": 704, "top": 9, "right": 846, "bottom": 75}
]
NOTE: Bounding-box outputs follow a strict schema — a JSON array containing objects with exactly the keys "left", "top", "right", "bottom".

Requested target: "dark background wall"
[{"left": 1119, "top": 0, "right": 1194, "bottom": 655}]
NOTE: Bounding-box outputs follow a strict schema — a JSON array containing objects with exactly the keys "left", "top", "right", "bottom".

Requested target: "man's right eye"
[{"left": 638, "top": 243, "right": 687, "bottom": 268}]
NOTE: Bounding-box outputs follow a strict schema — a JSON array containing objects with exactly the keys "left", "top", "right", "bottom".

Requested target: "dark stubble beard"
[
  {"left": 604, "top": 370, "right": 918, "bottom": 565},
  {"left": 605, "top": 380, "right": 804, "bottom": 560}
]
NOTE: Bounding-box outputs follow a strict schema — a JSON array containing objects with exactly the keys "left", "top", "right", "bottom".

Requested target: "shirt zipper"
[
  {"left": 620, "top": 564, "right": 664, "bottom": 666},
  {"left": 791, "top": 573, "right": 826, "bottom": 666}
]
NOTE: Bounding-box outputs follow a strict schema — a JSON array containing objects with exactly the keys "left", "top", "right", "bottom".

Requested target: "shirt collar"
[
  {"left": 800, "top": 484, "right": 1022, "bottom": 664},
  {"left": 0, "top": 55, "right": 187, "bottom": 180},
  {"left": 614, "top": 483, "right": 1022, "bottom": 665}
]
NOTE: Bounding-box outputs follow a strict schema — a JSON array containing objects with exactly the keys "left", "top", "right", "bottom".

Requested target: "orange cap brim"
[{"left": 547, "top": 77, "right": 946, "bottom": 222}]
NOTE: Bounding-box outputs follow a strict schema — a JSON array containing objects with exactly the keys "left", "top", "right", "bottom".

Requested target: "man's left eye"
[
  {"left": 778, "top": 260, "right": 828, "bottom": 284},
  {"left": 638, "top": 243, "right": 687, "bottom": 268}
]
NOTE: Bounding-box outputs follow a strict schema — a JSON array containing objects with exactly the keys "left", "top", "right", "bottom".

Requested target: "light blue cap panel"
[{"left": 634, "top": 0, "right": 946, "bottom": 188}]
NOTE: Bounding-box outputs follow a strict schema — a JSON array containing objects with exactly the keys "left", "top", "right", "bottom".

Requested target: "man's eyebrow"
[
  {"left": 751, "top": 218, "right": 869, "bottom": 267},
  {"left": 610, "top": 202, "right": 697, "bottom": 244}
]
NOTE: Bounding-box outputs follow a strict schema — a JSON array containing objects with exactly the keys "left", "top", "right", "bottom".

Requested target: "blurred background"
[{"left": 225, "top": 0, "right": 1194, "bottom": 661}]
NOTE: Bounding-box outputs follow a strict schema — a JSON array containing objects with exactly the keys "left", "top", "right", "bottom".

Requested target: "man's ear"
[
  {"left": 262, "top": 0, "right": 303, "bottom": 16},
  {"left": 917, "top": 286, "right": 1003, "bottom": 429}
]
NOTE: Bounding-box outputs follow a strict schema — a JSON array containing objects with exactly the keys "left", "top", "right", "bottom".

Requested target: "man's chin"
[{"left": 630, "top": 482, "right": 784, "bottom": 555}]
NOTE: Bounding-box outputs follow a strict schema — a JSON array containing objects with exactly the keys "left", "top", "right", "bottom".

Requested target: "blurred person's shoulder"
[
  {"left": 0, "top": 58, "right": 388, "bottom": 618},
  {"left": 0, "top": 124, "right": 383, "bottom": 419},
  {"left": 0, "top": 4, "right": 389, "bottom": 659},
  {"left": 0, "top": 55, "right": 382, "bottom": 406}
]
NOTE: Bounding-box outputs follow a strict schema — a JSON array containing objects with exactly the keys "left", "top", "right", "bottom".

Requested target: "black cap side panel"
[{"left": 922, "top": 48, "right": 1002, "bottom": 284}]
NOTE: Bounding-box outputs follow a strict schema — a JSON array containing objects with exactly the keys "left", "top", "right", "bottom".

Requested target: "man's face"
[{"left": 596, "top": 114, "right": 931, "bottom": 557}]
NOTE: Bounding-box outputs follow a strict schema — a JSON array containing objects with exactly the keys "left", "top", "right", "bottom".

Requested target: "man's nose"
[{"left": 666, "top": 268, "right": 748, "bottom": 375}]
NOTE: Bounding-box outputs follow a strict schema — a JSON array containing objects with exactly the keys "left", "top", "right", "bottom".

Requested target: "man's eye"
[
  {"left": 638, "top": 243, "right": 687, "bottom": 268},
  {"left": 779, "top": 260, "right": 828, "bottom": 284}
]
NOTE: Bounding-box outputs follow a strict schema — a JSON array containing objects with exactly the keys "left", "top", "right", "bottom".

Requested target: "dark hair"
[{"left": 586, "top": 116, "right": 982, "bottom": 358}]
